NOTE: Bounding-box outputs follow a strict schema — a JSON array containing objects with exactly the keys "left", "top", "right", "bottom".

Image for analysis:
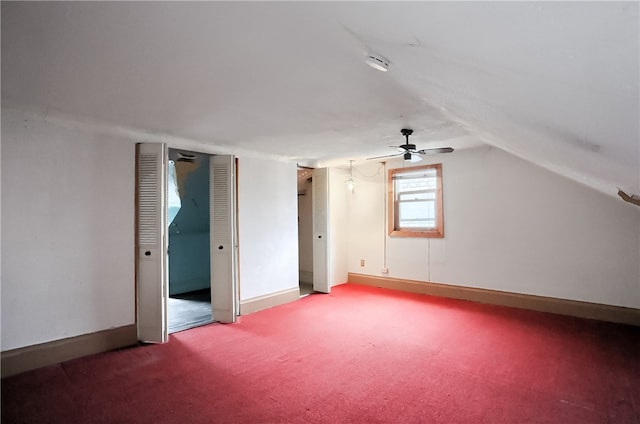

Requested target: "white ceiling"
[{"left": 2, "top": 2, "right": 638, "bottom": 195}]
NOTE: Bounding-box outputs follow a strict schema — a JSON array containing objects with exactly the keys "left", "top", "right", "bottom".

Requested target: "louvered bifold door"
[
  {"left": 312, "top": 168, "right": 330, "bottom": 293},
  {"left": 210, "top": 155, "right": 238, "bottom": 323},
  {"left": 136, "top": 143, "right": 168, "bottom": 343}
]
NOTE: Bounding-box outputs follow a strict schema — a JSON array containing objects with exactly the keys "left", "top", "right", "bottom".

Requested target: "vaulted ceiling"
[{"left": 2, "top": 2, "right": 638, "bottom": 196}]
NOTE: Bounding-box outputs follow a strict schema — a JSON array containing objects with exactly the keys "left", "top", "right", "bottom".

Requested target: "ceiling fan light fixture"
[
  {"left": 365, "top": 53, "right": 389, "bottom": 72},
  {"left": 365, "top": 128, "right": 453, "bottom": 161},
  {"left": 402, "top": 152, "right": 422, "bottom": 162}
]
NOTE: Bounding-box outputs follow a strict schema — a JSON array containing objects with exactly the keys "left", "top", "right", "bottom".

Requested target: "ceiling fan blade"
[
  {"left": 366, "top": 152, "right": 403, "bottom": 160},
  {"left": 416, "top": 147, "right": 454, "bottom": 155}
]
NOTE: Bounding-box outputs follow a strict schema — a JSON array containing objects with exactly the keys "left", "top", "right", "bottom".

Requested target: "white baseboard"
[
  {"left": 348, "top": 273, "right": 640, "bottom": 326},
  {"left": 1, "top": 324, "right": 138, "bottom": 378},
  {"left": 240, "top": 287, "right": 300, "bottom": 315}
]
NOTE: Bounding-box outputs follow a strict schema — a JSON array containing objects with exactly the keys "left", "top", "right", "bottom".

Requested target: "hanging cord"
[
  {"left": 353, "top": 162, "right": 385, "bottom": 180},
  {"left": 382, "top": 161, "right": 388, "bottom": 273},
  {"left": 427, "top": 239, "right": 431, "bottom": 282}
]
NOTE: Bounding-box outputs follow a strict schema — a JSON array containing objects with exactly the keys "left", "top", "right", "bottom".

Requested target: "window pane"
[
  {"left": 395, "top": 170, "right": 437, "bottom": 228},
  {"left": 389, "top": 163, "right": 443, "bottom": 238},
  {"left": 398, "top": 191, "right": 435, "bottom": 201},
  {"left": 396, "top": 177, "right": 436, "bottom": 194},
  {"left": 398, "top": 200, "right": 435, "bottom": 228},
  {"left": 391, "top": 168, "right": 437, "bottom": 181}
]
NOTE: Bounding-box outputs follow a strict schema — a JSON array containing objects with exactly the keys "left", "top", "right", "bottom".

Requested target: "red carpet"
[{"left": 2, "top": 284, "right": 639, "bottom": 423}]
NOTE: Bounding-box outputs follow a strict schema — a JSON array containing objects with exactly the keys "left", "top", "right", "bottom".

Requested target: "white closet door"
[
  {"left": 136, "top": 143, "right": 168, "bottom": 343},
  {"left": 312, "top": 168, "right": 330, "bottom": 293},
  {"left": 210, "top": 155, "right": 238, "bottom": 323}
]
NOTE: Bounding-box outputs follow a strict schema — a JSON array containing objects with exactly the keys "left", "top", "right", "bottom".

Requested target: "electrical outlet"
[
  {"left": 381, "top": 268, "right": 389, "bottom": 274},
  {"left": 360, "top": 259, "right": 365, "bottom": 267}
]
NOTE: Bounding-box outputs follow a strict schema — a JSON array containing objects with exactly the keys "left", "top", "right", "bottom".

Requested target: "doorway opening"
[
  {"left": 136, "top": 143, "right": 237, "bottom": 343},
  {"left": 297, "top": 166, "right": 314, "bottom": 297},
  {"left": 167, "top": 149, "right": 212, "bottom": 333}
]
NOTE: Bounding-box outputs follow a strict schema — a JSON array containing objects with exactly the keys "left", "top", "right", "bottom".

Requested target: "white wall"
[
  {"left": 347, "top": 162, "right": 387, "bottom": 276},
  {"left": 1, "top": 108, "right": 136, "bottom": 351},
  {"left": 1, "top": 107, "right": 302, "bottom": 351},
  {"left": 238, "top": 157, "right": 299, "bottom": 300},
  {"left": 348, "top": 145, "right": 640, "bottom": 308}
]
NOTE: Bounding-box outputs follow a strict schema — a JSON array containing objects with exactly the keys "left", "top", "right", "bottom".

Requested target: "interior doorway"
[
  {"left": 136, "top": 143, "right": 238, "bottom": 343},
  {"left": 167, "top": 149, "right": 212, "bottom": 333},
  {"left": 297, "top": 166, "right": 314, "bottom": 297}
]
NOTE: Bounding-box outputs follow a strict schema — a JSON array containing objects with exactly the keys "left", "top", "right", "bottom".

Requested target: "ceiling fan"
[{"left": 367, "top": 129, "right": 454, "bottom": 161}]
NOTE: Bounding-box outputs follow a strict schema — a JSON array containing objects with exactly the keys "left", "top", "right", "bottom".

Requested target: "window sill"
[{"left": 389, "top": 229, "right": 444, "bottom": 238}]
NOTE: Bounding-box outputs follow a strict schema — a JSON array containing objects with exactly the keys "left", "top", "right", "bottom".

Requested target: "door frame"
[
  {"left": 312, "top": 167, "right": 330, "bottom": 293},
  {"left": 136, "top": 144, "right": 239, "bottom": 341}
]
